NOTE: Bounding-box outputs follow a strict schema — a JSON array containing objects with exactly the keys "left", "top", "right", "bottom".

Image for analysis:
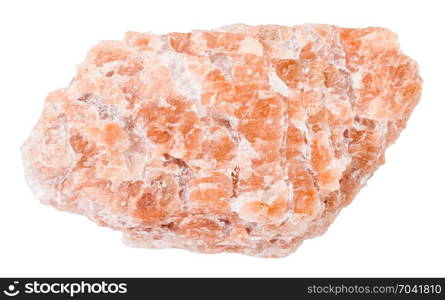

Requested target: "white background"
[{"left": 0, "top": 0, "right": 444, "bottom": 277}]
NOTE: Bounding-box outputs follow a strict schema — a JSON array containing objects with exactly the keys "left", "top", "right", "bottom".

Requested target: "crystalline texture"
[{"left": 22, "top": 24, "right": 422, "bottom": 257}]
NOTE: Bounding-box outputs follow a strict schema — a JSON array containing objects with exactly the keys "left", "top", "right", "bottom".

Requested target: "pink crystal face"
[{"left": 22, "top": 24, "right": 422, "bottom": 257}]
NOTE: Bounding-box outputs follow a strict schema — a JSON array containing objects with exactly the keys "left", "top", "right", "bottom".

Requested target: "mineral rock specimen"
[{"left": 22, "top": 24, "right": 422, "bottom": 257}]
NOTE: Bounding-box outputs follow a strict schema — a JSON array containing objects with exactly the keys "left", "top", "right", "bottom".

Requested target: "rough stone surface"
[{"left": 22, "top": 24, "right": 422, "bottom": 257}]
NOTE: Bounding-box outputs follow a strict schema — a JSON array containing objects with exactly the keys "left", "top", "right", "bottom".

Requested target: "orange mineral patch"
[{"left": 22, "top": 24, "right": 422, "bottom": 257}]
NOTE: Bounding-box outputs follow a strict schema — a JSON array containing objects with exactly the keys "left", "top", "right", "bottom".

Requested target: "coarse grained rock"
[{"left": 22, "top": 24, "right": 422, "bottom": 257}]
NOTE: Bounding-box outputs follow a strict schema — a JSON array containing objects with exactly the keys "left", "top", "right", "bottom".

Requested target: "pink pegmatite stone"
[{"left": 22, "top": 24, "right": 422, "bottom": 257}]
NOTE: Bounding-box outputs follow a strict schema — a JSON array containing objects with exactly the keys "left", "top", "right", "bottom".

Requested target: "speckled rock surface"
[{"left": 22, "top": 24, "right": 422, "bottom": 257}]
